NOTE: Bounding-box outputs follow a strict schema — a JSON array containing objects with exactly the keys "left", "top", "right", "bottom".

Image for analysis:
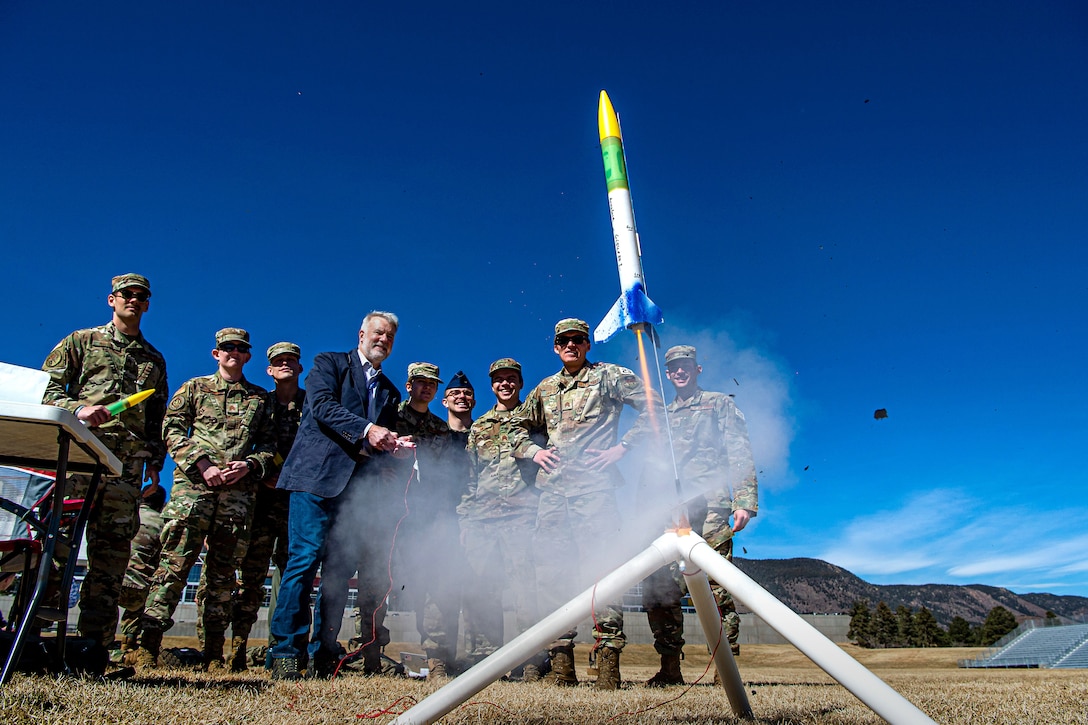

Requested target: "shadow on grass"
[{"left": 127, "top": 673, "right": 274, "bottom": 693}]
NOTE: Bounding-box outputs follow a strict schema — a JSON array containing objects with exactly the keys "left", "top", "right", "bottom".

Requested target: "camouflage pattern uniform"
[
  {"left": 459, "top": 401, "right": 542, "bottom": 658},
  {"left": 117, "top": 497, "right": 165, "bottom": 644},
  {"left": 381, "top": 393, "right": 465, "bottom": 665},
  {"left": 193, "top": 385, "right": 303, "bottom": 648},
  {"left": 508, "top": 356, "right": 657, "bottom": 653},
  {"left": 641, "top": 385, "right": 758, "bottom": 657},
  {"left": 143, "top": 363, "right": 277, "bottom": 647},
  {"left": 231, "top": 386, "right": 303, "bottom": 639},
  {"left": 42, "top": 297, "right": 168, "bottom": 646}
]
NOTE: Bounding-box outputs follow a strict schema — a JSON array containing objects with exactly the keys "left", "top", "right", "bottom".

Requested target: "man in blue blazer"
[{"left": 269, "top": 311, "right": 409, "bottom": 680}]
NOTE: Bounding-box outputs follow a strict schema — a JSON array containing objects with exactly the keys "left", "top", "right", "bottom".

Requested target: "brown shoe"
[
  {"left": 595, "top": 646, "right": 621, "bottom": 691},
  {"left": 134, "top": 628, "right": 162, "bottom": 670},
  {"left": 646, "top": 652, "right": 683, "bottom": 687},
  {"left": 426, "top": 658, "right": 447, "bottom": 680},
  {"left": 547, "top": 646, "right": 577, "bottom": 686},
  {"left": 521, "top": 663, "right": 542, "bottom": 682},
  {"left": 229, "top": 636, "right": 249, "bottom": 672},
  {"left": 202, "top": 633, "right": 226, "bottom": 672}
]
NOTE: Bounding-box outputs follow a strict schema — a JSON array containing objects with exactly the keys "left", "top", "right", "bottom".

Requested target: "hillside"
[{"left": 731, "top": 557, "right": 1088, "bottom": 626}]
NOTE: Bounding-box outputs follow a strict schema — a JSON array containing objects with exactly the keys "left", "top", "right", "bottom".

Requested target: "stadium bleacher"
[{"left": 961, "top": 622, "right": 1088, "bottom": 669}]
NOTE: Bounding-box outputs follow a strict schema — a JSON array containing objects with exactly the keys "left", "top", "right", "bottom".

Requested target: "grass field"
[{"left": 1, "top": 640, "right": 1086, "bottom": 724}]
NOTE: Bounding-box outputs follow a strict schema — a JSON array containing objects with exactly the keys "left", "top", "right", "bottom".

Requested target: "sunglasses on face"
[
  {"left": 218, "top": 343, "right": 251, "bottom": 353},
  {"left": 117, "top": 289, "right": 150, "bottom": 302},
  {"left": 555, "top": 335, "right": 588, "bottom": 346}
]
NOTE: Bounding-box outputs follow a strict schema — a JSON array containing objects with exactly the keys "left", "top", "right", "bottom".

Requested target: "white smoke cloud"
[{"left": 650, "top": 319, "right": 797, "bottom": 487}]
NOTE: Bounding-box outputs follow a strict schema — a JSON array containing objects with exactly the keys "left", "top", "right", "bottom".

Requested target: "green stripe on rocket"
[{"left": 601, "top": 137, "right": 629, "bottom": 192}]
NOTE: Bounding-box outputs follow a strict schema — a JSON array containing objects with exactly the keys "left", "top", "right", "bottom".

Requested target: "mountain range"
[{"left": 731, "top": 557, "right": 1088, "bottom": 626}]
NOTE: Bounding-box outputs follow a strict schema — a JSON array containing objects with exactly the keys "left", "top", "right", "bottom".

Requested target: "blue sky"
[{"left": 3, "top": 2, "right": 1086, "bottom": 598}]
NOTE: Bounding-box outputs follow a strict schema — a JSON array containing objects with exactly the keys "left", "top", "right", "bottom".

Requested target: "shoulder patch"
[
  {"left": 168, "top": 395, "right": 186, "bottom": 411},
  {"left": 44, "top": 349, "right": 65, "bottom": 369}
]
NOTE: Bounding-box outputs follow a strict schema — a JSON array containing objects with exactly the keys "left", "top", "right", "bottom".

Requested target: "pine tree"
[
  {"left": 874, "top": 601, "right": 898, "bottom": 648},
  {"left": 847, "top": 600, "right": 874, "bottom": 648},
  {"left": 947, "top": 616, "right": 976, "bottom": 646},
  {"left": 912, "top": 606, "right": 945, "bottom": 647},
  {"left": 979, "top": 606, "right": 1019, "bottom": 646},
  {"left": 896, "top": 604, "right": 916, "bottom": 647}
]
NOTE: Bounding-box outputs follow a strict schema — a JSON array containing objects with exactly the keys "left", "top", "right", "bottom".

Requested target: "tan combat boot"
[
  {"left": 229, "top": 635, "right": 249, "bottom": 672},
  {"left": 426, "top": 658, "right": 448, "bottom": 680},
  {"left": 202, "top": 632, "right": 226, "bottom": 671},
  {"left": 547, "top": 645, "right": 577, "bottom": 686},
  {"left": 135, "top": 628, "right": 162, "bottom": 670},
  {"left": 117, "top": 634, "right": 140, "bottom": 667},
  {"left": 595, "top": 646, "right": 621, "bottom": 690},
  {"left": 646, "top": 652, "right": 683, "bottom": 687}
]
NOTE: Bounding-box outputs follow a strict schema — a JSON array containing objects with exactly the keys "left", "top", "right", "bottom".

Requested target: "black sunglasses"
[
  {"left": 555, "top": 334, "right": 588, "bottom": 346},
  {"left": 218, "top": 343, "right": 251, "bottom": 353},
  {"left": 117, "top": 289, "right": 150, "bottom": 302}
]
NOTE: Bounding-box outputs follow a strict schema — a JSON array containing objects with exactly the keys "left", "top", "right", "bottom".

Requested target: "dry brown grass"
[{"left": 1, "top": 641, "right": 1086, "bottom": 724}]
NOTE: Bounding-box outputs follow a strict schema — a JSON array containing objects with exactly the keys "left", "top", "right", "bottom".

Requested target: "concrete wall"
[{"left": 159, "top": 604, "right": 850, "bottom": 647}]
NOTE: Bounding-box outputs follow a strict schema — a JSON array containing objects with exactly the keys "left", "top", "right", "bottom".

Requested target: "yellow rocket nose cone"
[
  {"left": 127, "top": 389, "right": 155, "bottom": 406},
  {"left": 598, "top": 90, "right": 621, "bottom": 143}
]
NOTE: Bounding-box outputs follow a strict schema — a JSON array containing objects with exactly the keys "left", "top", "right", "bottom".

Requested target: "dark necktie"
[{"left": 367, "top": 372, "right": 380, "bottom": 421}]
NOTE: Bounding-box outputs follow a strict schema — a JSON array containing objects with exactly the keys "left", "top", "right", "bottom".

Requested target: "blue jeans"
[
  {"left": 269, "top": 490, "right": 337, "bottom": 660},
  {"left": 270, "top": 473, "right": 400, "bottom": 661}
]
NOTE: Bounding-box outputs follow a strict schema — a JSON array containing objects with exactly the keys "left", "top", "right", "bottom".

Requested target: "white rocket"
[{"left": 594, "top": 90, "right": 664, "bottom": 344}]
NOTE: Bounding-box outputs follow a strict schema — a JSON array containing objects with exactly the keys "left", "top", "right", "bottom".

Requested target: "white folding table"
[{"left": 0, "top": 402, "right": 121, "bottom": 684}]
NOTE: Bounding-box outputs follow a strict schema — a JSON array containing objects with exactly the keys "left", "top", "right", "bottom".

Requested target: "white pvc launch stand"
[{"left": 390, "top": 531, "right": 936, "bottom": 725}]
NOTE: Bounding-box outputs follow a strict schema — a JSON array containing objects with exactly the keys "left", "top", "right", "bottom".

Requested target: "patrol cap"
[
  {"left": 215, "top": 328, "right": 250, "bottom": 346},
  {"left": 488, "top": 358, "right": 522, "bottom": 377},
  {"left": 446, "top": 370, "right": 473, "bottom": 392},
  {"left": 554, "top": 318, "right": 590, "bottom": 336},
  {"left": 665, "top": 345, "right": 698, "bottom": 364},
  {"left": 407, "top": 362, "right": 443, "bottom": 383},
  {"left": 111, "top": 273, "right": 151, "bottom": 294},
  {"left": 267, "top": 342, "right": 301, "bottom": 363}
]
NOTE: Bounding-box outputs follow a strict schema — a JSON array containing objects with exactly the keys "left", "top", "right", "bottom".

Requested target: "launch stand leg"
[
  {"left": 390, "top": 531, "right": 935, "bottom": 725},
  {"left": 685, "top": 567, "right": 752, "bottom": 717},
  {"left": 679, "top": 532, "right": 936, "bottom": 725},
  {"left": 389, "top": 540, "right": 672, "bottom": 725}
]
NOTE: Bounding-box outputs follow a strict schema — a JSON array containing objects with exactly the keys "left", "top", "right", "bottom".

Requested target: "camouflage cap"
[
  {"left": 267, "top": 341, "right": 301, "bottom": 363},
  {"left": 446, "top": 370, "right": 473, "bottom": 392},
  {"left": 407, "top": 362, "right": 443, "bottom": 383},
  {"left": 111, "top": 273, "right": 151, "bottom": 294},
  {"left": 215, "top": 327, "right": 250, "bottom": 346},
  {"left": 665, "top": 345, "right": 698, "bottom": 364},
  {"left": 488, "top": 357, "right": 522, "bottom": 377},
  {"left": 554, "top": 318, "right": 590, "bottom": 336}
]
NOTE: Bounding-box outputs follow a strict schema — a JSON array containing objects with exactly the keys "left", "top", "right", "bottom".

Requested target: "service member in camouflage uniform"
[
  {"left": 135, "top": 328, "right": 277, "bottom": 671},
  {"left": 508, "top": 318, "right": 659, "bottom": 690},
  {"left": 197, "top": 342, "right": 305, "bottom": 671},
  {"left": 115, "top": 485, "right": 167, "bottom": 662},
  {"left": 41, "top": 272, "right": 168, "bottom": 647},
  {"left": 385, "top": 362, "right": 466, "bottom": 678},
  {"left": 641, "top": 345, "right": 758, "bottom": 686},
  {"left": 459, "top": 358, "right": 543, "bottom": 679}
]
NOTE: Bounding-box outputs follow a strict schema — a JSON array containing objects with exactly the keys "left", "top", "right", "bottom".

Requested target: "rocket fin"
[
  {"left": 594, "top": 296, "right": 627, "bottom": 344},
  {"left": 593, "top": 284, "right": 663, "bottom": 344}
]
